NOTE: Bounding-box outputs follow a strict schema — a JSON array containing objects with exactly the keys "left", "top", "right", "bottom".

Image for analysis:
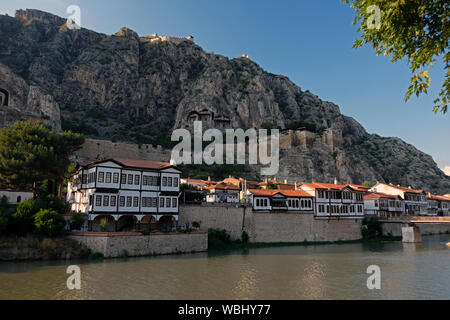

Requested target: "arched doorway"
[
  {"left": 91, "top": 215, "right": 116, "bottom": 232},
  {"left": 140, "top": 215, "right": 157, "bottom": 232},
  {"left": 117, "top": 215, "right": 137, "bottom": 232},
  {"left": 158, "top": 215, "right": 176, "bottom": 232}
]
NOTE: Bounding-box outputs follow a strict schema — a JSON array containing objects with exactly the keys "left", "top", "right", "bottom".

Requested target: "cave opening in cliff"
[{"left": 0, "top": 88, "right": 9, "bottom": 106}]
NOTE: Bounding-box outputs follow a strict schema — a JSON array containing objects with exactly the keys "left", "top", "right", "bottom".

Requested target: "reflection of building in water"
[{"left": 0, "top": 88, "right": 9, "bottom": 106}]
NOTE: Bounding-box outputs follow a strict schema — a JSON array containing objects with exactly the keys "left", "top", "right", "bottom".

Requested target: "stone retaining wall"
[
  {"left": 179, "top": 204, "right": 363, "bottom": 243},
  {"left": 68, "top": 231, "right": 208, "bottom": 258},
  {"left": 381, "top": 222, "right": 450, "bottom": 237},
  {"left": 248, "top": 213, "right": 362, "bottom": 243}
]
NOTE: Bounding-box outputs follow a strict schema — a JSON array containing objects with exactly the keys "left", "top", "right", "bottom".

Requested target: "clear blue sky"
[{"left": 1, "top": 0, "right": 449, "bottom": 171}]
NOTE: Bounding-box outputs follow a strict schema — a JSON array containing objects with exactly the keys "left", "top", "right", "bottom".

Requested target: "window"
[
  {"left": 95, "top": 195, "right": 102, "bottom": 206},
  {"left": 111, "top": 196, "right": 117, "bottom": 207},
  {"left": 126, "top": 196, "right": 132, "bottom": 207},
  {"left": 326, "top": 205, "right": 329, "bottom": 213},
  {"left": 160, "top": 198, "right": 165, "bottom": 208},
  {"left": 16, "top": 196, "right": 21, "bottom": 203},
  {"left": 113, "top": 173, "right": 119, "bottom": 184},
  {"left": 133, "top": 197, "right": 139, "bottom": 207},
  {"left": 103, "top": 195, "right": 109, "bottom": 206},
  {"left": 152, "top": 198, "right": 158, "bottom": 207},
  {"left": 98, "top": 172, "right": 104, "bottom": 183},
  {"left": 105, "top": 172, "right": 111, "bottom": 183},
  {"left": 256, "top": 199, "right": 260, "bottom": 206},
  {"left": 128, "top": 174, "right": 133, "bottom": 185},
  {"left": 162, "top": 177, "right": 167, "bottom": 187},
  {"left": 143, "top": 176, "right": 148, "bottom": 186},
  {"left": 168, "top": 177, "right": 173, "bottom": 187},
  {"left": 135, "top": 175, "right": 140, "bottom": 185},
  {"left": 121, "top": 174, "right": 126, "bottom": 184},
  {"left": 172, "top": 198, "right": 177, "bottom": 208},
  {"left": 174, "top": 178, "right": 179, "bottom": 187},
  {"left": 119, "top": 196, "right": 125, "bottom": 207}
]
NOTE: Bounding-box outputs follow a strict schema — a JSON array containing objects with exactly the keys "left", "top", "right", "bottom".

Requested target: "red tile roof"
[
  {"left": 278, "top": 190, "right": 314, "bottom": 198},
  {"left": 300, "top": 182, "right": 348, "bottom": 190},
  {"left": 248, "top": 189, "right": 312, "bottom": 198},
  {"left": 113, "top": 158, "right": 173, "bottom": 170},
  {"left": 385, "top": 183, "right": 424, "bottom": 194},
  {"left": 427, "top": 193, "right": 450, "bottom": 201},
  {"left": 347, "top": 184, "right": 371, "bottom": 192},
  {"left": 247, "top": 189, "right": 279, "bottom": 197},
  {"left": 80, "top": 158, "right": 174, "bottom": 170},
  {"left": 208, "top": 182, "right": 241, "bottom": 191},
  {"left": 364, "top": 192, "right": 399, "bottom": 200}
]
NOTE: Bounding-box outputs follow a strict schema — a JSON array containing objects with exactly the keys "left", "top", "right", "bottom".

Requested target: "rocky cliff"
[{"left": 0, "top": 9, "right": 448, "bottom": 193}]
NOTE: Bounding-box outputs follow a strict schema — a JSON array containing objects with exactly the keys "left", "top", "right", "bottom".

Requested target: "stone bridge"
[{"left": 379, "top": 217, "right": 450, "bottom": 243}]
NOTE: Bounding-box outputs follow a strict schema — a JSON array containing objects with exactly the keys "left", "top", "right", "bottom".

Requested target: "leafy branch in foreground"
[{"left": 343, "top": 0, "right": 449, "bottom": 113}]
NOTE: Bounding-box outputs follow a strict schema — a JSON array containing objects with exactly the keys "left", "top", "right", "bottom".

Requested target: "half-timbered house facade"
[{"left": 67, "top": 158, "right": 182, "bottom": 231}]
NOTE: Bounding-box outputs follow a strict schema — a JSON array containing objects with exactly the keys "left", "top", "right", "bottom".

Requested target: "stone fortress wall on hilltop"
[{"left": 72, "top": 138, "right": 171, "bottom": 163}]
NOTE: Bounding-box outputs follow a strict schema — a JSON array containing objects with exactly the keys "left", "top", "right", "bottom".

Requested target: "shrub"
[
  {"left": 100, "top": 218, "right": 108, "bottom": 232},
  {"left": 192, "top": 221, "right": 201, "bottom": 229},
  {"left": 70, "top": 212, "right": 85, "bottom": 231},
  {"left": 34, "top": 209, "right": 66, "bottom": 237},
  {"left": 362, "top": 217, "right": 382, "bottom": 239},
  {"left": 241, "top": 231, "right": 249, "bottom": 243},
  {"left": 0, "top": 196, "right": 12, "bottom": 233},
  {"left": 44, "top": 195, "right": 70, "bottom": 214},
  {"left": 88, "top": 252, "right": 104, "bottom": 260},
  {"left": 208, "top": 228, "right": 232, "bottom": 249},
  {"left": 11, "top": 198, "right": 43, "bottom": 235}
]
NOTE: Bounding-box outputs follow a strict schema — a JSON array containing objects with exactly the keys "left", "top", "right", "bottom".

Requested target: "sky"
[{"left": 1, "top": 0, "right": 449, "bottom": 172}]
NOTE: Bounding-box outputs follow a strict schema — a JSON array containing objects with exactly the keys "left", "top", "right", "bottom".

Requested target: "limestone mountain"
[{"left": 0, "top": 9, "right": 448, "bottom": 193}]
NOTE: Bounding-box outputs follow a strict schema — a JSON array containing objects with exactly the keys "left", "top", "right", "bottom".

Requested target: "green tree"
[
  {"left": 343, "top": 0, "right": 449, "bottom": 113},
  {"left": 11, "top": 198, "right": 45, "bottom": 235},
  {"left": 362, "top": 181, "right": 374, "bottom": 188},
  {"left": 53, "top": 132, "right": 85, "bottom": 198},
  {"left": 34, "top": 208, "right": 66, "bottom": 237},
  {"left": 0, "top": 121, "right": 84, "bottom": 197},
  {"left": 0, "top": 196, "right": 12, "bottom": 233},
  {"left": 70, "top": 212, "right": 85, "bottom": 231}
]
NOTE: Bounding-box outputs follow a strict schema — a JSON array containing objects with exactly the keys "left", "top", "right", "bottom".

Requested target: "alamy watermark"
[
  {"left": 66, "top": 5, "right": 81, "bottom": 30},
  {"left": 171, "top": 121, "right": 280, "bottom": 176},
  {"left": 367, "top": 5, "right": 381, "bottom": 30},
  {"left": 66, "top": 265, "right": 81, "bottom": 290},
  {"left": 366, "top": 265, "right": 381, "bottom": 290}
]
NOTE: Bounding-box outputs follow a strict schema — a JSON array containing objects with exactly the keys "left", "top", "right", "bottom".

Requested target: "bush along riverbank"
[
  {"left": 207, "top": 225, "right": 401, "bottom": 252},
  {"left": 0, "top": 196, "right": 104, "bottom": 261}
]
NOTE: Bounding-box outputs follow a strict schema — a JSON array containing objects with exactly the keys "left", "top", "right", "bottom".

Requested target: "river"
[{"left": 0, "top": 235, "right": 449, "bottom": 300}]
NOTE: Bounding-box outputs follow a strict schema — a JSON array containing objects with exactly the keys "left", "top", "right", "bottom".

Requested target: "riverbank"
[
  {"left": 0, "top": 235, "right": 92, "bottom": 261},
  {"left": 68, "top": 231, "right": 208, "bottom": 258},
  {"left": 208, "top": 234, "right": 402, "bottom": 252}
]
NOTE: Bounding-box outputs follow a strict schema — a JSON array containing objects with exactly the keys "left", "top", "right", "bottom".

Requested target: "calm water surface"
[{"left": 0, "top": 235, "right": 449, "bottom": 300}]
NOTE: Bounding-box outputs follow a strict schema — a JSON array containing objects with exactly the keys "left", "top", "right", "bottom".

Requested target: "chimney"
[
  {"left": 208, "top": 176, "right": 211, "bottom": 182},
  {"left": 334, "top": 177, "right": 338, "bottom": 185},
  {"left": 284, "top": 179, "right": 288, "bottom": 184}
]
